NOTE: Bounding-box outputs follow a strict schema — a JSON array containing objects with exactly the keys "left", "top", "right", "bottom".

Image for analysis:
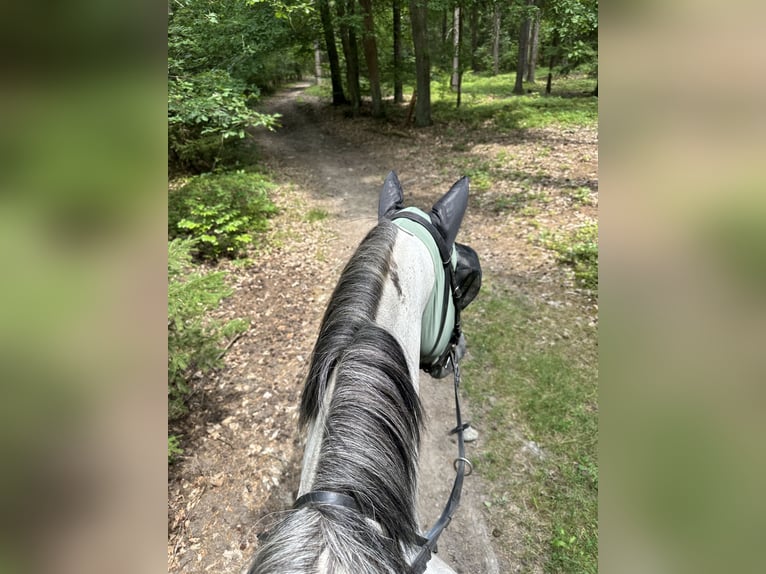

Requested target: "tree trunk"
[
  {"left": 442, "top": 9, "right": 448, "bottom": 47},
  {"left": 492, "top": 3, "right": 501, "bottom": 76},
  {"left": 546, "top": 30, "right": 558, "bottom": 95},
  {"left": 347, "top": 1, "right": 362, "bottom": 111},
  {"left": 318, "top": 0, "right": 347, "bottom": 105},
  {"left": 456, "top": 1, "right": 464, "bottom": 107},
  {"left": 336, "top": 0, "right": 361, "bottom": 114},
  {"left": 593, "top": 82, "right": 598, "bottom": 97},
  {"left": 359, "top": 0, "right": 384, "bottom": 117},
  {"left": 470, "top": 3, "right": 479, "bottom": 72},
  {"left": 451, "top": 6, "right": 460, "bottom": 91},
  {"left": 393, "top": 0, "right": 403, "bottom": 103},
  {"left": 526, "top": 13, "right": 539, "bottom": 83},
  {"left": 513, "top": 1, "right": 533, "bottom": 95},
  {"left": 314, "top": 40, "right": 322, "bottom": 85},
  {"left": 409, "top": 0, "right": 431, "bottom": 126}
]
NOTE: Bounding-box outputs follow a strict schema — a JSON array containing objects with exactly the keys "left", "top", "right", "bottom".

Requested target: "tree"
[
  {"left": 336, "top": 0, "right": 362, "bottom": 113},
  {"left": 451, "top": 5, "right": 461, "bottom": 91},
  {"left": 469, "top": 2, "right": 479, "bottom": 72},
  {"left": 409, "top": 0, "right": 432, "bottom": 126},
  {"left": 542, "top": 0, "right": 598, "bottom": 92},
  {"left": 359, "top": 0, "right": 384, "bottom": 117},
  {"left": 545, "top": 29, "right": 558, "bottom": 94},
  {"left": 167, "top": 0, "right": 297, "bottom": 172},
  {"left": 526, "top": 10, "right": 540, "bottom": 82},
  {"left": 317, "top": 0, "right": 347, "bottom": 105},
  {"left": 492, "top": 2, "right": 501, "bottom": 75},
  {"left": 393, "top": 0, "right": 404, "bottom": 103},
  {"left": 513, "top": 1, "right": 535, "bottom": 95}
]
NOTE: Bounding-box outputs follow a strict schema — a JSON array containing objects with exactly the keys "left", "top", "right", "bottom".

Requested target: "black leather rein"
[{"left": 408, "top": 348, "right": 472, "bottom": 574}]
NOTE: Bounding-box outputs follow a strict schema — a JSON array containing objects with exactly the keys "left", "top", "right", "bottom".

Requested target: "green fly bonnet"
[{"left": 379, "top": 172, "right": 482, "bottom": 376}]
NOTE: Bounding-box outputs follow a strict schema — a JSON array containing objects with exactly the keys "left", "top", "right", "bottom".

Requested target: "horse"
[{"left": 246, "top": 172, "right": 482, "bottom": 574}]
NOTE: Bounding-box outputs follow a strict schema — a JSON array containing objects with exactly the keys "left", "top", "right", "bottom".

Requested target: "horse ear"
[
  {"left": 430, "top": 176, "right": 469, "bottom": 246},
  {"left": 378, "top": 171, "right": 405, "bottom": 220}
]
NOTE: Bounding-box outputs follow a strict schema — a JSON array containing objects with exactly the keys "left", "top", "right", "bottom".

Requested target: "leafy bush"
[
  {"left": 168, "top": 70, "right": 280, "bottom": 172},
  {"left": 168, "top": 171, "right": 278, "bottom": 260},
  {"left": 168, "top": 435, "right": 184, "bottom": 464},
  {"left": 168, "top": 238, "right": 248, "bottom": 421},
  {"left": 543, "top": 221, "right": 598, "bottom": 290}
]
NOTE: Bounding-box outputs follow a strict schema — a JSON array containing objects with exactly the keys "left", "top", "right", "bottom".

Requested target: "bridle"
[{"left": 294, "top": 211, "right": 473, "bottom": 574}]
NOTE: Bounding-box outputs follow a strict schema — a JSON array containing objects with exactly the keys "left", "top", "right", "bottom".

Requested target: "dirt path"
[
  {"left": 251, "top": 82, "right": 505, "bottom": 573},
  {"left": 168, "top": 82, "right": 597, "bottom": 573}
]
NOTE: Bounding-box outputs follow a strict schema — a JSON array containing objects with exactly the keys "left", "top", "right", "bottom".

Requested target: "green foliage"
[
  {"left": 167, "top": 0, "right": 312, "bottom": 172},
  {"left": 542, "top": 221, "right": 598, "bottom": 290},
  {"left": 541, "top": 0, "right": 599, "bottom": 76},
  {"left": 168, "top": 171, "right": 278, "bottom": 260},
  {"left": 168, "top": 0, "right": 310, "bottom": 86},
  {"left": 167, "top": 238, "right": 249, "bottom": 421},
  {"left": 168, "top": 71, "right": 280, "bottom": 172},
  {"left": 168, "top": 435, "right": 184, "bottom": 464}
]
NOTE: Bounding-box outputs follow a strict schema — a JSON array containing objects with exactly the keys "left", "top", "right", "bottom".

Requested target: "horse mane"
[
  {"left": 248, "top": 219, "right": 425, "bottom": 573},
  {"left": 301, "top": 219, "right": 400, "bottom": 427}
]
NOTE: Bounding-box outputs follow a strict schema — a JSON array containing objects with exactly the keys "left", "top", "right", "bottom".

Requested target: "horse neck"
[
  {"left": 248, "top": 226, "right": 453, "bottom": 574},
  {"left": 373, "top": 228, "right": 436, "bottom": 392},
  {"left": 299, "top": 227, "right": 435, "bottom": 495}
]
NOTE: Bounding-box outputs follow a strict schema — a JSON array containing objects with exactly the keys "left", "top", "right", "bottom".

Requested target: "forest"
[{"left": 168, "top": 0, "right": 597, "bottom": 172}]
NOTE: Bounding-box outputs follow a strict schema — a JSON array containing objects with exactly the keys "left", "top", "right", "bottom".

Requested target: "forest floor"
[{"left": 167, "top": 81, "right": 598, "bottom": 573}]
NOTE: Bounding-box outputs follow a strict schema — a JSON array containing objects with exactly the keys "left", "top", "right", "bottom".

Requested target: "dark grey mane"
[
  {"left": 248, "top": 219, "right": 425, "bottom": 574},
  {"left": 301, "top": 219, "right": 402, "bottom": 427}
]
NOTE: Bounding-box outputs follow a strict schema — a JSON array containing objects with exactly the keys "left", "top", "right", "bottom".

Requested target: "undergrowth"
[
  {"left": 168, "top": 171, "right": 278, "bottom": 261},
  {"left": 431, "top": 72, "right": 597, "bottom": 129},
  {"left": 167, "top": 238, "right": 249, "bottom": 459},
  {"left": 541, "top": 221, "right": 598, "bottom": 290}
]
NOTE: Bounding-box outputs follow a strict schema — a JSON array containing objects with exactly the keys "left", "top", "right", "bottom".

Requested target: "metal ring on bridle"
[{"left": 453, "top": 457, "right": 473, "bottom": 476}]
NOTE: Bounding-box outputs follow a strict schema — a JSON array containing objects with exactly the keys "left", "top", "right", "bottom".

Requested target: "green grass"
[
  {"left": 302, "top": 82, "right": 332, "bottom": 98},
  {"left": 306, "top": 207, "right": 329, "bottom": 223},
  {"left": 431, "top": 72, "right": 597, "bottom": 129},
  {"left": 304, "top": 71, "right": 596, "bottom": 130},
  {"left": 462, "top": 281, "right": 598, "bottom": 572},
  {"left": 541, "top": 221, "right": 599, "bottom": 290}
]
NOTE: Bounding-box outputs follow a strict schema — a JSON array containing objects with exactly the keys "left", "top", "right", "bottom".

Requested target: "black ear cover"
[
  {"left": 378, "top": 171, "right": 405, "bottom": 220},
  {"left": 430, "top": 176, "right": 469, "bottom": 247}
]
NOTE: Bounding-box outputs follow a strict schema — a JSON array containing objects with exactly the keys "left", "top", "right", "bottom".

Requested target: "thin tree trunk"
[
  {"left": 314, "top": 40, "right": 322, "bottom": 85},
  {"left": 492, "top": 3, "right": 501, "bottom": 76},
  {"left": 336, "top": 0, "right": 361, "bottom": 114},
  {"left": 456, "top": 1, "right": 464, "bottom": 107},
  {"left": 451, "top": 6, "right": 461, "bottom": 91},
  {"left": 409, "top": 0, "right": 431, "bottom": 126},
  {"left": 318, "top": 0, "right": 347, "bottom": 104},
  {"left": 470, "top": 3, "right": 479, "bottom": 72},
  {"left": 442, "top": 10, "right": 448, "bottom": 47},
  {"left": 546, "top": 30, "right": 558, "bottom": 94},
  {"left": 513, "top": 1, "right": 533, "bottom": 95},
  {"left": 526, "top": 14, "right": 540, "bottom": 83},
  {"left": 593, "top": 82, "right": 598, "bottom": 97},
  {"left": 347, "top": 0, "right": 362, "bottom": 110},
  {"left": 359, "top": 0, "right": 384, "bottom": 117},
  {"left": 393, "top": 0, "right": 403, "bottom": 103}
]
